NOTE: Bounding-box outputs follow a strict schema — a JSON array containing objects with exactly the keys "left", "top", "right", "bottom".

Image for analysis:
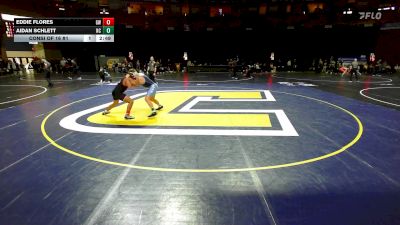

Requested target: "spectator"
[
  {"left": 99, "top": 66, "right": 112, "bottom": 83},
  {"left": 136, "top": 59, "right": 141, "bottom": 71},
  {"left": 71, "top": 58, "right": 82, "bottom": 80},
  {"left": 339, "top": 65, "right": 349, "bottom": 77},
  {"left": 7, "top": 59, "right": 16, "bottom": 75},
  {"left": 394, "top": 64, "right": 399, "bottom": 73},
  {"left": 147, "top": 56, "right": 157, "bottom": 82},
  {"left": 287, "top": 59, "right": 292, "bottom": 72},
  {"left": 60, "top": 57, "right": 67, "bottom": 75},
  {"left": 350, "top": 58, "right": 360, "bottom": 81},
  {"left": 34, "top": 57, "right": 53, "bottom": 87},
  {"left": 230, "top": 57, "right": 239, "bottom": 79}
]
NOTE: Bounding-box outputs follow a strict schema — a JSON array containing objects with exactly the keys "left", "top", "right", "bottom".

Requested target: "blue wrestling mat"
[{"left": 0, "top": 72, "right": 399, "bottom": 225}]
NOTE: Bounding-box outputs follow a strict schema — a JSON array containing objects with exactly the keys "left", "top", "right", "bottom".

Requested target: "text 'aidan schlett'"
[{"left": 15, "top": 28, "right": 57, "bottom": 34}]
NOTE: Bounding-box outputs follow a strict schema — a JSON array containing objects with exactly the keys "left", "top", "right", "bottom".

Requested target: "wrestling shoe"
[
  {"left": 148, "top": 111, "right": 157, "bottom": 117},
  {"left": 124, "top": 115, "right": 135, "bottom": 120}
]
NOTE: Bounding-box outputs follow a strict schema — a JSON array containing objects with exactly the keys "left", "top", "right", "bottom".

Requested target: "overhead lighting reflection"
[
  {"left": 158, "top": 194, "right": 192, "bottom": 223},
  {"left": 1, "top": 13, "right": 29, "bottom": 21},
  {"left": 100, "top": 8, "right": 109, "bottom": 15}
]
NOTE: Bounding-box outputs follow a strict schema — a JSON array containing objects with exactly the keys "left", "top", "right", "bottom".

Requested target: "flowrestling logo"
[{"left": 359, "top": 12, "right": 382, "bottom": 20}]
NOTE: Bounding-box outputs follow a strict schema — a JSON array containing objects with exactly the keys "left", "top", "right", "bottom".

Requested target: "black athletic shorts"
[{"left": 112, "top": 83, "right": 127, "bottom": 101}]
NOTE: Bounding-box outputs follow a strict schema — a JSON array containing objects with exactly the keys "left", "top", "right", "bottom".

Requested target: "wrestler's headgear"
[{"left": 128, "top": 68, "right": 137, "bottom": 74}]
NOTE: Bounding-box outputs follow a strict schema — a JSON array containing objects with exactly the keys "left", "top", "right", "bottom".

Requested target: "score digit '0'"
[{"left": 102, "top": 18, "right": 114, "bottom": 26}]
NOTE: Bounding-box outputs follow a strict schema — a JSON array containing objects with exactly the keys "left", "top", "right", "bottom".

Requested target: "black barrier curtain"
[{"left": 56, "top": 25, "right": 380, "bottom": 72}]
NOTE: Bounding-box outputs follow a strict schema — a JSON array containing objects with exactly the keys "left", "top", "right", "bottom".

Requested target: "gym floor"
[{"left": 0, "top": 71, "right": 399, "bottom": 225}]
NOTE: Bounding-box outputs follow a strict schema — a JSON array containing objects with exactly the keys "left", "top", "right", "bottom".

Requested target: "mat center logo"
[{"left": 60, "top": 90, "right": 298, "bottom": 136}]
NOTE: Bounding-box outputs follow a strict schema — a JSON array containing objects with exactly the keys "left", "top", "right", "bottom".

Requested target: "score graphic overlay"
[{"left": 13, "top": 18, "right": 114, "bottom": 42}]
